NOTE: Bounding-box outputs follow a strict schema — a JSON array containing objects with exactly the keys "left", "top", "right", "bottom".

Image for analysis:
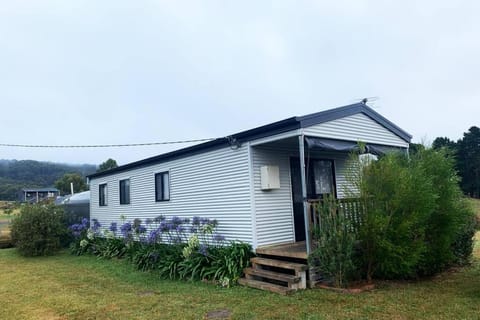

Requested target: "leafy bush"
[
  {"left": 349, "top": 147, "right": 476, "bottom": 280},
  {"left": 309, "top": 196, "right": 357, "bottom": 287},
  {"left": 414, "top": 149, "right": 476, "bottom": 275},
  {"left": 451, "top": 204, "right": 477, "bottom": 266},
  {"left": 11, "top": 204, "right": 68, "bottom": 256}
]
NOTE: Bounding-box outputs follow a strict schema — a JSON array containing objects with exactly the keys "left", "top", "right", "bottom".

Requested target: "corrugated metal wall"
[
  {"left": 251, "top": 146, "right": 295, "bottom": 247},
  {"left": 251, "top": 144, "right": 351, "bottom": 247},
  {"left": 303, "top": 113, "right": 409, "bottom": 147},
  {"left": 89, "top": 146, "right": 253, "bottom": 244}
]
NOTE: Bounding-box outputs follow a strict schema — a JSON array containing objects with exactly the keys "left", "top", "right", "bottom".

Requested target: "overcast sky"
[{"left": 1, "top": 1, "right": 478, "bottom": 165}]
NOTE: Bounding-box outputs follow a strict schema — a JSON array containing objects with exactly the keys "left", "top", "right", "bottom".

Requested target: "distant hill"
[{"left": 0, "top": 159, "right": 96, "bottom": 201}]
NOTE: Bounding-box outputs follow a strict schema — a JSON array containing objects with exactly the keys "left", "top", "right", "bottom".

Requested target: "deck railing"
[{"left": 307, "top": 197, "right": 364, "bottom": 236}]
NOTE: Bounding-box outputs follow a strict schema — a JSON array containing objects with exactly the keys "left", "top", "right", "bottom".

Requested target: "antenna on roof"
[{"left": 351, "top": 96, "right": 380, "bottom": 108}]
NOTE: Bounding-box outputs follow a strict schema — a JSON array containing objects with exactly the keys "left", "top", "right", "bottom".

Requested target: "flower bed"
[{"left": 69, "top": 216, "right": 253, "bottom": 286}]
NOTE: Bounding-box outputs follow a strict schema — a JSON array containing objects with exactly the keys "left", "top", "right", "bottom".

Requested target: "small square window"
[
  {"left": 155, "top": 172, "right": 170, "bottom": 201},
  {"left": 99, "top": 183, "right": 108, "bottom": 206},
  {"left": 119, "top": 179, "right": 130, "bottom": 205}
]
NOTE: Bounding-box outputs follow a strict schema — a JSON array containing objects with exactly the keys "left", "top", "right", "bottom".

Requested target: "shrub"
[
  {"left": 414, "top": 148, "right": 476, "bottom": 275},
  {"left": 451, "top": 202, "right": 477, "bottom": 266},
  {"left": 11, "top": 204, "right": 68, "bottom": 256},
  {"left": 349, "top": 147, "right": 476, "bottom": 280},
  {"left": 309, "top": 196, "right": 357, "bottom": 287}
]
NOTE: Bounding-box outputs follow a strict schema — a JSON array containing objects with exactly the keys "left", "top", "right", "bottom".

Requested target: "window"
[
  {"left": 119, "top": 179, "right": 130, "bottom": 205},
  {"left": 99, "top": 183, "right": 108, "bottom": 206},
  {"left": 155, "top": 172, "right": 170, "bottom": 201}
]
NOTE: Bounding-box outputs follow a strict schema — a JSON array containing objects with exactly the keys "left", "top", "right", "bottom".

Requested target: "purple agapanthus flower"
[
  {"left": 137, "top": 225, "right": 147, "bottom": 234},
  {"left": 192, "top": 216, "right": 200, "bottom": 225},
  {"left": 171, "top": 216, "right": 182, "bottom": 226},
  {"left": 69, "top": 223, "right": 86, "bottom": 238},
  {"left": 159, "top": 221, "right": 169, "bottom": 232},
  {"left": 92, "top": 219, "right": 101, "bottom": 232},
  {"left": 147, "top": 229, "right": 160, "bottom": 244},
  {"left": 109, "top": 222, "right": 118, "bottom": 233},
  {"left": 176, "top": 225, "right": 185, "bottom": 233},
  {"left": 213, "top": 233, "right": 225, "bottom": 242},
  {"left": 120, "top": 222, "right": 132, "bottom": 237},
  {"left": 81, "top": 218, "right": 89, "bottom": 228}
]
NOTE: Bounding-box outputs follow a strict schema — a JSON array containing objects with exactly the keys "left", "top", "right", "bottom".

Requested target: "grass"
[
  {"left": 0, "top": 236, "right": 479, "bottom": 320},
  {"left": 0, "top": 200, "right": 479, "bottom": 319}
]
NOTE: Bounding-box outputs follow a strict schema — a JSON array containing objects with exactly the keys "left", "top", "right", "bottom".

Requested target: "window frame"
[
  {"left": 99, "top": 183, "right": 108, "bottom": 206},
  {"left": 155, "top": 171, "right": 170, "bottom": 202},
  {"left": 119, "top": 178, "right": 130, "bottom": 205}
]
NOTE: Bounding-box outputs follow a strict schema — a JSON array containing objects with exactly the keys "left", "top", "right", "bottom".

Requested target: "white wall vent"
[{"left": 260, "top": 165, "right": 280, "bottom": 190}]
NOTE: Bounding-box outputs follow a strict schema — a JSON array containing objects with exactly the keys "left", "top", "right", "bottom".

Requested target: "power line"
[{"left": 0, "top": 138, "right": 218, "bottom": 149}]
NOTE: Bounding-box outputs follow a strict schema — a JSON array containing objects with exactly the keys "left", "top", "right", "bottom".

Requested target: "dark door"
[{"left": 290, "top": 158, "right": 335, "bottom": 242}]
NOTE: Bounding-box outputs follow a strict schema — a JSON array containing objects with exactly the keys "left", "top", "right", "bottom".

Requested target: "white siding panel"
[
  {"left": 90, "top": 146, "right": 253, "bottom": 244},
  {"left": 303, "top": 113, "right": 409, "bottom": 147},
  {"left": 252, "top": 147, "right": 295, "bottom": 247}
]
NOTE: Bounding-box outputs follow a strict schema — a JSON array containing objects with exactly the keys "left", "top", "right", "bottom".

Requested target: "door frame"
[{"left": 289, "top": 157, "right": 337, "bottom": 242}]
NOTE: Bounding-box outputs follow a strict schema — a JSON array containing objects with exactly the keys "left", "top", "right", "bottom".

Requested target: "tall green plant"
[
  {"left": 346, "top": 147, "right": 475, "bottom": 281},
  {"left": 309, "top": 195, "right": 356, "bottom": 288}
]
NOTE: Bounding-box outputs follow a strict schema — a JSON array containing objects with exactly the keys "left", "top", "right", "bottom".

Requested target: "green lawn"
[
  {"left": 0, "top": 200, "right": 479, "bottom": 319},
  {"left": 0, "top": 235, "right": 479, "bottom": 320}
]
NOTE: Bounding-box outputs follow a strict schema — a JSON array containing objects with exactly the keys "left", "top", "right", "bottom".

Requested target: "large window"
[
  {"left": 155, "top": 172, "right": 170, "bottom": 201},
  {"left": 119, "top": 179, "right": 130, "bottom": 205},
  {"left": 99, "top": 183, "right": 108, "bottom": 206}
]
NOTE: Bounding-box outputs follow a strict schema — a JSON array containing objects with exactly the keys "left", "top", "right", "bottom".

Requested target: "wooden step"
[
  {"left": 244, "top": 267, "right": 300, "bottom": 284},
  {"left": 251, "top": 257, "right": 308, "bottom": 271},
  {"left": 238, "top": 278, "right": 294, "bottom": 295}
]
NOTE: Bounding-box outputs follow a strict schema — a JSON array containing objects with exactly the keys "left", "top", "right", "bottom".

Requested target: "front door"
[{"left": 290, "top": 158, "right": 335, "bottom": 241}]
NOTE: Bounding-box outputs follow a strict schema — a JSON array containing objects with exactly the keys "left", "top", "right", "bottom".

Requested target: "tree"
[
  {"left": 457, "top": 126, "right": 480, "bottom": 198},
  {"left": 54, "top": 173, "right": 87, "bottom": 195},
  {"left": 97, "top": 158, "right": 118, "bottom": 173},
  {"left": 432, "top": 137, "right": 457, "bottom": 151}
]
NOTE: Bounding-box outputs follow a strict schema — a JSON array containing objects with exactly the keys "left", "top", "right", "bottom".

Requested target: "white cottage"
[{"left": 88, "top": 102, "right": 410, "bottom": 256}]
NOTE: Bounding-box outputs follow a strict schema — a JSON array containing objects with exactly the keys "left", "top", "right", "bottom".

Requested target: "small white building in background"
[{"left": 87, "top": 102, "right": 411, "bottom": 251}]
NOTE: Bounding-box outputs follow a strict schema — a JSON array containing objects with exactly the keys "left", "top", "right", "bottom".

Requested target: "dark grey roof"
[
  {"left": 88, "top": 102, "right": 412, "bottom": 179},
  {"left": 21, "top": 188, "right": 59, "bottom": 192}
]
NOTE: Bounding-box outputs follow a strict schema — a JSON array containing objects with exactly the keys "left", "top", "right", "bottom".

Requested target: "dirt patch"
[
  {"left": 204, "top": 309, "right": 232, "bottom": 319},
  {"left": 315, "top": 281, "right": 375, "bottom": 294}
]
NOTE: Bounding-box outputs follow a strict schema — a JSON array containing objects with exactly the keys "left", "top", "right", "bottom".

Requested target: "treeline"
[
  {"left": 0, "top": 159, "right": 96, "bottom": 201},
  {"left": 411, "top": 126, "right": 480, "bottom": 198}
]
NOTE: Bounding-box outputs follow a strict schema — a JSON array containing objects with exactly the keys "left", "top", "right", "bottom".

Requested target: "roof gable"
[{"left": 296, "top": 103, "right": 412, "bottom": 142}]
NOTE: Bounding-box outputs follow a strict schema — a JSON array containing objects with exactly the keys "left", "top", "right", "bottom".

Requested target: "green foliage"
[
  {"left": 97, "top": 158, "right": 119, "bottom": 173},
  {"left": 352, "top": 148, "right": 476, "bottom": 280},
  {"left": 362, "top": 153, "right": 435, "bottom": 279},
  {"left": 69, "top": 216, "right": 253, "bottom": 286},
  {"left": 457, "top": 126, "right": 480, "bottom": 198},
  {"left": 414, "top": 148, "right": 474, "bottom": 275},
  {"left": 451, "top": 203, "right": 477, "bottom": 266},
  {"left": 54, "top": 173, "right": 88, "bottom": 195},
  {"left": 204, "top": 242, "right": 253, "bottom": 285},
  {"left": 309, "top": 196, "right": 357, "bottom": 287},
  {"left": 11, "top": 204, "right": 68, "bottom": 256},
  {"left": 0, "top": 159, "right": 95, "bottom": 201}
]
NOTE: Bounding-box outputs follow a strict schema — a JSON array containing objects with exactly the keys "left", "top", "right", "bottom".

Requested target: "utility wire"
[{"left": 0, "top": 138, "right": 218, "bottom": 149}]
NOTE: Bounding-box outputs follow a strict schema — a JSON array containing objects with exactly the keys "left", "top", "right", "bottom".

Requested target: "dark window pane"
[
  {"left": 155, "top": 172, "right": 170, "bottom": 201},
  {"left": 120, "top": 179, "right": 130, "bottom": 205}
]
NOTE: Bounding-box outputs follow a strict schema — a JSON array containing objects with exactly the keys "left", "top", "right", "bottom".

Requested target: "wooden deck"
[{"left": 255, "top": 241, "right": 308, "bottom": 260}]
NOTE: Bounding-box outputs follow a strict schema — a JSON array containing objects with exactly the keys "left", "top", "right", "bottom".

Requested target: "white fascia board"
[{"left": 249, "top": 129, "right": 302, "bottom": 146}]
